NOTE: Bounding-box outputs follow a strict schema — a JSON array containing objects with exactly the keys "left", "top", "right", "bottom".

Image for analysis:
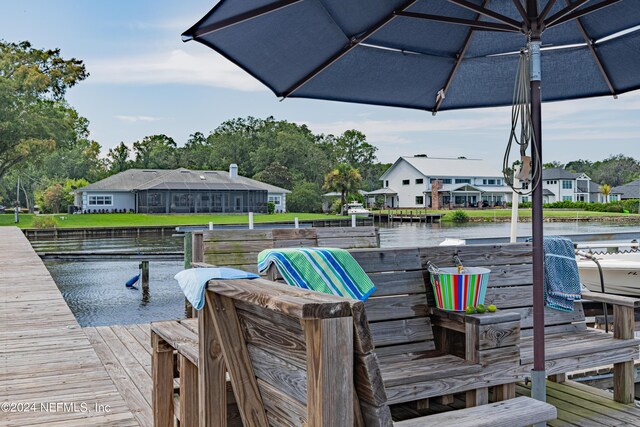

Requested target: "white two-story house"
[
  {"left": 518, "top": 168, "right": 620, "bottom": 204},
  {"left": 370, "top": 155, "right": 512, "bottom": 209}
]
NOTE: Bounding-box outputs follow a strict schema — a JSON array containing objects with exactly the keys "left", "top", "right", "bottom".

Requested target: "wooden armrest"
[
  {"left": 205, "top": 278, "right": 353, "bottom": 319},
  {"left": 581, "top": 290, "right": 640, "bottom": 308}
]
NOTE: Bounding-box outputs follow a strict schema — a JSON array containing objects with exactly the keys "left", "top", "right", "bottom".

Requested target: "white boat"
[
  {"left": 346, "top": 202, "right": 370, "bottom": 217},
  {"left": 577, "top": 252, "right": 640, "bottom": 297}
]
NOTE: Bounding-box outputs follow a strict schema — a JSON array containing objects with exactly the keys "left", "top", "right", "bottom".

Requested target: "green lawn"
[
  {"left": 372, "top": 208, "right": 639, "bottom": 220},
  {"left": 0, "top": 213, "right": 333, "bottom": 229}
]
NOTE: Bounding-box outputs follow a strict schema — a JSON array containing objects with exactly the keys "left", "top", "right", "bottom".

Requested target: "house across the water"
[
  {"left": 368, "top": 156, "right": 619, "bottom": 209},
  {"left": 74, "top": 164, "right": 290, "bottom": 214}
]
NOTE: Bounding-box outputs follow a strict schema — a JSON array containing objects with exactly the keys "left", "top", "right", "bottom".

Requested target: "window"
[
  {"left": 563, "top": 196, "right": 572, "bottom": 201},
  {"left": 385, "top": 180, "right": 389, "bottom": 187},
  {"left": 562, "top": 180, "right": 572, "bottom": 189},
  {"left": 442, "top": 178, "right": 452, "bottom": 184},
  {"left": 88, "top": 195, "right": 113, "bottom": 206},
  {"left": 497, "top": 179, "right": 502, "bottom": 185},
  {"left": 522, "top": 196, "right": 529, "bottom": 203},
  {"left": 483, "top": 179, "right": 496, "bottom": 185},
  {"left": 402, "top": 179, "right": 410, "bottom": 185},
  {"left": 455, "top": 178, "right": 471, "bottom": 184},
  {"left": 522, "top": 182, "right": 529, "bottom": 190},
  {"left": 415, "top": 196, "right": 424, "bottom": 205},
  {"left": 415, "top": 178, "right": 423, "bottom": 185},
  {"left": 268, "top": 196, "right": 281, "bottom": 205}
]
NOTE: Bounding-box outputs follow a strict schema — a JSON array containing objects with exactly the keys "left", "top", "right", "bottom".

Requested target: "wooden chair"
[
  {"left": 419, "top": 243, "right": 640, "bottom": 404},
  {"left": 191, "top": 276, "right": 556, "bottom": 426}
]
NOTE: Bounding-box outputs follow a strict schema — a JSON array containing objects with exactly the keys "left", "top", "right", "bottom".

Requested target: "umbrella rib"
[
  {"left": 395, "top": 11, "right": 520, "bottom": 32},
  {"left": 538, "top": 0, "right": 558, "bottom": 22},
  {"left": 565, "top": 1, "right": 618, "bottom": 98},
  {"left": 543, "top": 0, "right": 591, "bottom": 27},
  {"left": 183, "top": 0, "right": 302, "bottom": 40},
  {"left": 446, "top": 0, "right": 523, "bottom": 30},
  {"left": 280, "top": 0, "right": 418, "bottom": 99},
  {"left": 545, "top": 0, "right": 621, "bottom": 29},
  {"left": 512, "top": 0, "right": 531, "bottom": 26},
  {"left": 433, "top": 0, "right": 493, "bottom": 114}
]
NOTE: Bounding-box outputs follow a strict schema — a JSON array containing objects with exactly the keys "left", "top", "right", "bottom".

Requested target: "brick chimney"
[{"left": 431, "top": 180, "right": 442, "bottom": 210}]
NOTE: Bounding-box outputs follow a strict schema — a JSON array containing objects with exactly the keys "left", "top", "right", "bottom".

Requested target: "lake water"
[{"left": 40, "top": 221, "right": 640, "bottom": 326}]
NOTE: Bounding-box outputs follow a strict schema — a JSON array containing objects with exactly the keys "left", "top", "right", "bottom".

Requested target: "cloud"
[
  {"left": 86, "top": 48, "right": 266, "bottom": 92},
  {"left": 114, "top": 115, "right": 161, "bottom": 123}
]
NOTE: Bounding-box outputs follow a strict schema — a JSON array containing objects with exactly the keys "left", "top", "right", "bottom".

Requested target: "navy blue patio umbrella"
[{"left": 182, "top": 0, "right": 640, "bottom": 407}]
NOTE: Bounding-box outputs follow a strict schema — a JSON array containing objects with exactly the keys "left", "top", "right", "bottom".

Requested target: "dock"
[
  {"left": 84, "top": 322, "right": 640, "bottom": 427},
  {"left": 3, "top": 224, "right": 640, "bottom": 426},
  {"left": 0, "top": 227, "right": 139, "bottom": 426}
]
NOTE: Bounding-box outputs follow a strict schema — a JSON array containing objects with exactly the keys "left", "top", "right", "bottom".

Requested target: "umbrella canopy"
[
  {"left": 183, "top": 0, "right": 640, "bottom": 112},
  {"left": 183, "top": 0, "right": 640, "bottom": 408}
]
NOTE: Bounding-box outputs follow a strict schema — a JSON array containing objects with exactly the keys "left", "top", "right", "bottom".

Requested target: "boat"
[
  {"left": 346, "top": 201, "right": 371, "bottom": 217},
  {"left": 577, "top": 252, "right": 640, "bottom": 297}
]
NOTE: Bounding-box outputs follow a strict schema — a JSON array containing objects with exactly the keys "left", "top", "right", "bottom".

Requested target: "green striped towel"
[{"left": 257, "top": 247, "right": 376, "bottom": 301}]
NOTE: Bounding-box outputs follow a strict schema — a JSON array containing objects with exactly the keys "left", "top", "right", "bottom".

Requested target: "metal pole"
[
  {"left": 529, "top": 32, "right": 547, "bottom": 410},
  {"left": 510, "top": 166, "right": 521, "bottom": 243}
]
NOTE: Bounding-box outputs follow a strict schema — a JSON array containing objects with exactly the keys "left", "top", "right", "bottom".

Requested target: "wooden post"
[
  {"left": 180, "top": 355, "right": 199, "bottom": 427},
  {"left": 303, "top": 317, "right": 354, "bottom": 427},
  {"left": 152, "top": 332, "right": 174, "bottom": 427},
  {"left": 465, "top": 387, "right": 489, "bottom": 408},
  {"left": 184, "top": 233, "right": 194, "bottom": 317},
  {"left": 613, "top": 305, "right": 635, "bottom": 403},
  {"left": 493, "top": 383, "right": 516, "bottom": 402},
  {"left": 192, "top": 232, "right": 204, "bottom": 264},
  {"left": 199, "top": 293, "right": 227, "bottom": 427},
  {"left": 141, "top": 260, "right": 149, "bottom": 291}
]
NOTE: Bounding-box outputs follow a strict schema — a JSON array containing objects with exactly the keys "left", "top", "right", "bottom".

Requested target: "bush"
[
  {"left": 267, "top": 202, "right": 275, "bottom": 215},
  {"left": 287, "top": 181, "right": 323, "bottom": 213},
  {"left": 32, "top": 215, "right": 58, "bottom": 229},
  {"left": 450, "top": 209, "right": 469, "bottom": 223},
  {"left": 621, "top": 199, "right": 639, "bottom": 214}
]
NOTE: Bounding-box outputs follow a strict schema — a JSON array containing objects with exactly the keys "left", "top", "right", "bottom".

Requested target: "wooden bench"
[
  {"left": 418, "top": 243, "right": 640, "bottom": 404},
  {"left": 189, "top": 276, "right": 556, "bottom": 426}
]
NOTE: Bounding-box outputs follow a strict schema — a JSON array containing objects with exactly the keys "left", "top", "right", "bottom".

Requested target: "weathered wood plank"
[
  {"left": 152, "top": 332, "right": 174, "bottom": 427},
  {"left": 394, "top": 396, "right": 556, "bottom": 427},
  {"left": 248, "top": 344, "right": 307, "bottom": 404},
  {"left": 366, "top": 270, "right": 426, "bottom": 296},
  {"left": 369, "top": 317, "right": 433, "bottom": 347},
  {"left": 207, "top": 279, "right": 352, "bottom": 319},
  {"left": 350, "top": 248, "right": 422, "bottom": 273},
  {"left": 364, "top": 294, "right": 428, "bottom": 322},
  {"left": 198, "top": 304, "right": 227, "bottom": 427},
  {"left": 419, "top": 243, "right": 533, "bottom": 267},
  {"left": 206, "top": 292, "right": 269, "bottom": 427},
  {"left": 179, "top": 355, "right": 199, "bottom": 427},
  {"left": 303, "top": 316, "right": 354, "bottom": 427}
]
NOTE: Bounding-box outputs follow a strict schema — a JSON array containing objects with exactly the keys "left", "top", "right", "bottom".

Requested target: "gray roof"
[
  {"left": 79, "top": 168, "right": 290, "bottom": 193},
  {"left": 542, "top": 168, "right": 589, "bottom": 180},
  {"left": 612, "top": 178, "right": 640, "bottom": 199},
  {"left": 365, "top": 188, "right": 398, "bottom": 196},
  {"left": 543, "top": 189, "right": 555, "bottom": 196},
  {"left": 380, "top": 156, "right": 501, "bottom": 180}
]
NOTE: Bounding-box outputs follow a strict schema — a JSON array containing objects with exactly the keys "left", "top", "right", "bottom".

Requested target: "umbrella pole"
[{"left": 529, "top": 36, "right": 547, "bottom": 411}]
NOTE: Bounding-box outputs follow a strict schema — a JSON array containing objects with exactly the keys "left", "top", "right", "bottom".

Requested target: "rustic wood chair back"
[
  {"left": 197, "top": 226, "right": 379, "bottom": 273},
  {"left": 417, "top": 243, "right": 587, "bottom": 336}
]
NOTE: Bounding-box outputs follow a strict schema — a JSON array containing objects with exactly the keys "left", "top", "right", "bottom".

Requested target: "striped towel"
[
  {"left": 257, "top": 248, "right": 376, "bottom": 301},
  {"left": 543, "top": 236, "right": 582, "bottom": 312}
]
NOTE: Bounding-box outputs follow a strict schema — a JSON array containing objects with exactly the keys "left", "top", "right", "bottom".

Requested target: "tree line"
[{"left": 1, "top": 40, "right": 638, "bottom": 214}]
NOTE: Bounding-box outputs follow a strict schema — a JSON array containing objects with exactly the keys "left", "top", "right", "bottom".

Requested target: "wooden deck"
[
  {"left": 0, "top": 227, "right": 139, "bottom": 426},
  {"left": 87, "top": 322, "right": 640, "bottom": 427}
]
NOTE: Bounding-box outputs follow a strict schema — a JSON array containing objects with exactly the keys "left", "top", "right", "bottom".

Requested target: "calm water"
[{"left": 41, "top": 221, "right": 640, "bottom": 326}]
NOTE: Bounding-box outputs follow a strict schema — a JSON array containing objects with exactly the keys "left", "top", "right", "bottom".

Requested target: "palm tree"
[
  {"left": 323, "top": 164, "right": 362, "bottom": 214},
  {"left": 599, "top": 183, "right": 612, "bottom": 203}
]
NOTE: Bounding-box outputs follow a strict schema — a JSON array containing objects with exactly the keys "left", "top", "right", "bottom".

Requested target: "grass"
[{"left": 0, "top": 213, "right": 333, "bottom": 229}]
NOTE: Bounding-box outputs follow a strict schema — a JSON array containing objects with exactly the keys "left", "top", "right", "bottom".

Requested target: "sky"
[{"left": 1, "top": 0, "right": 639, "bottom": 170}]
